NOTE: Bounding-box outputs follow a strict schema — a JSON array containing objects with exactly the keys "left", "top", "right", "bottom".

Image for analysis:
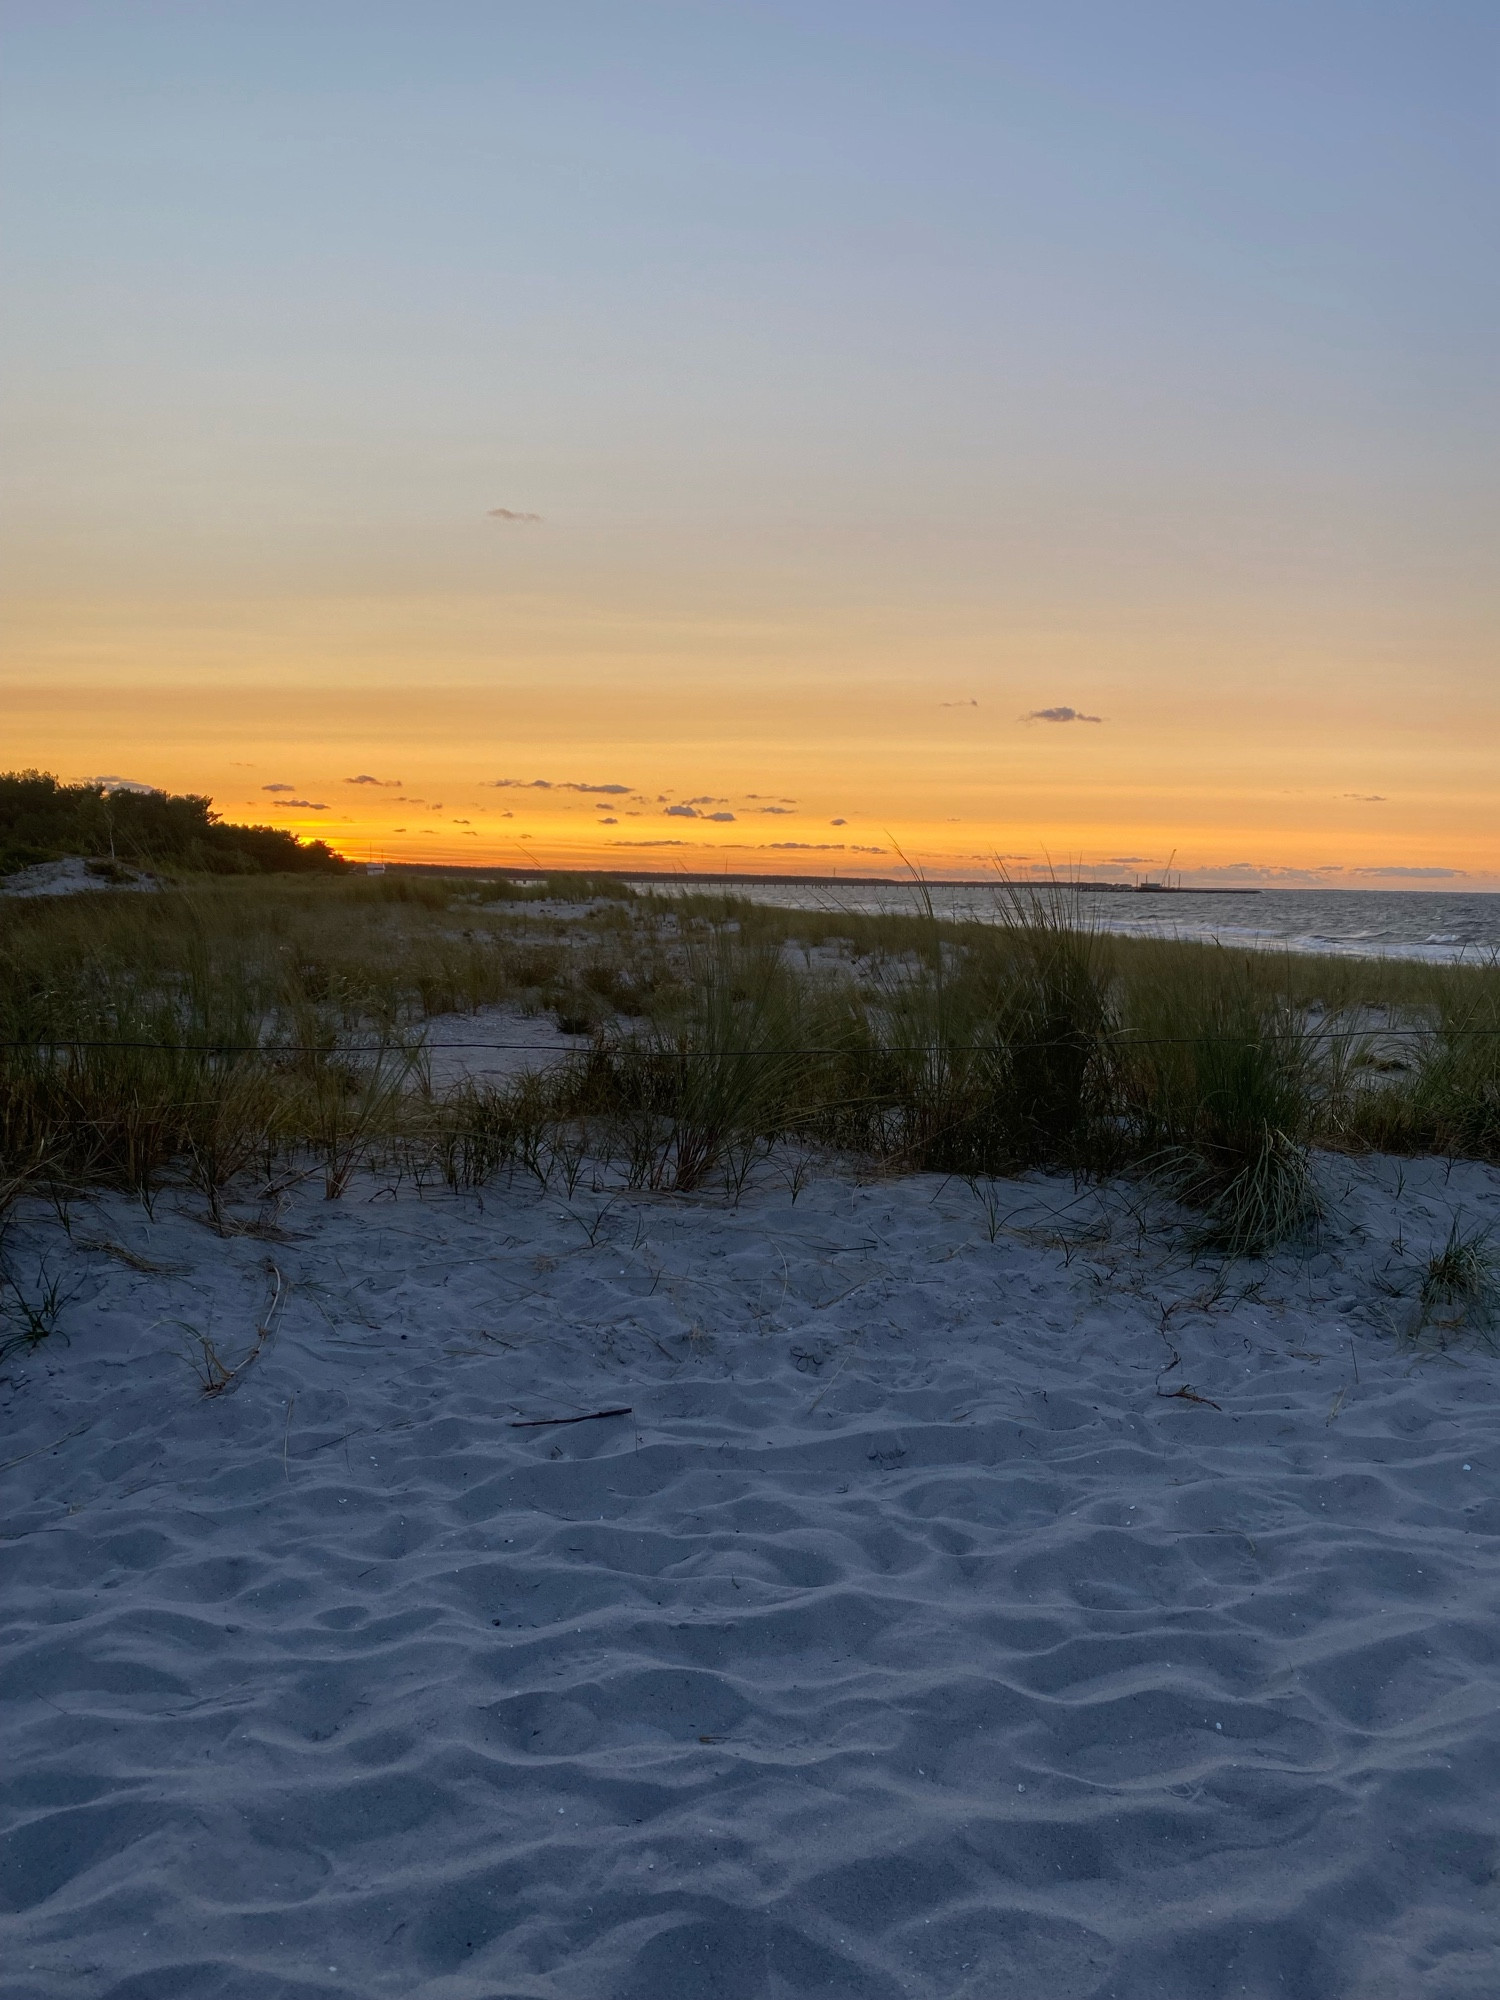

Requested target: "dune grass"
[
  {"left": 2, "top": 870, "right": 1499, "bottom": 1277},
  {"left": 1402, "top": 1215, "right": 1500, "bottom": 1349}
]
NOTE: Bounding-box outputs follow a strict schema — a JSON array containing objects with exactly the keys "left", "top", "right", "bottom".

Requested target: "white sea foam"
[{"left": 638, "top": 882, "right": 1500, "bottom": 966}]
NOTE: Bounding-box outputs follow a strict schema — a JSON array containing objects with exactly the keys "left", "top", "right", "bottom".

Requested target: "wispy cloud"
[
  {"left": 262, "top": 783, "right": 296, "bottom": 793},
  {"left": 1343, "top": 794, "right": 1387, "bottom": 803},
  {"left": 756, "top": 806, "right": 795, "bottom": 816},
  {"left": 664, "top": 804, "right": 698, "bottom": 819},
  {"left": 769, "top": 841, "right": 885, "bottom": 854},
  {"left": 86, "top": 774, "right": 157, "bottom": 794},
  {"left": 830, "top": 818, "right": 847, "bottom": 826},
  {"left": 1350, "top": 865, "right": 1464, "bottom": 879},
  {"left": 1025, "top": 706, "right": 1102, "bottom": 724},
  {"left": 487, "top": 507, "right": 542, "bottom": 523},
  {"left": 485, "top": 777, "right": 632, "bottom": 794},
  {"left": 601, "top": 838, "right": 889, "bottom": 858},
  {"left": 1108, "top": 855, "right": 1153, "bottom": 865},
  {"left": 270, "top": 799, "right": 329, "bottom": 811},
  {"left": 1164, "top": 862, "right": 1342, "bottom": 886},
  {"left": 345, "top": 774, "right": 402, "bottom": 787},
  {"left": 940, "top": 698, "right": 979, "bottom": 708}
]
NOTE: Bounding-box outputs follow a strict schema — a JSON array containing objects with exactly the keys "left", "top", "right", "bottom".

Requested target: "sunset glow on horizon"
[{"left": 4, "top": 4, "right": 1495, "bottom": 887}]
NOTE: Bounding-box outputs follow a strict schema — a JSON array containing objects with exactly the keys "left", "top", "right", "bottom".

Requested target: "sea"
[{"left": 632, "top": 882, "right": 1500, "bottom": 967}]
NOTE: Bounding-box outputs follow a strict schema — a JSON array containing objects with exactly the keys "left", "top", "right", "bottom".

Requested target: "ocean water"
[{"left": 636, "top": 882, "right": 1500, "bottom": 966}]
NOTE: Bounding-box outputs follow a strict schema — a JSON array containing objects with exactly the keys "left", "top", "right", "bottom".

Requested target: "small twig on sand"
[
  {"left": 172, "top": 1260, "right": 287, "bottom": 1399},
  {"left": 807, "top": 1332, "right": 863, "bottom": 1414},
  {"left": 510, "top": 1406, "right": 632, "bottom": 1429},
  {"left": 0, "top": 1422, "right": 92, "bottom": 1476},
  {"left": 1157, "top": 1384, "right": 1222, "bottom": 1410}
]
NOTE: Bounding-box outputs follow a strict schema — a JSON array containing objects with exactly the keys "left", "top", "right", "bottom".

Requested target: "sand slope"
[{"left": 4, "top": 1157, "right": 1500, "bottom": 1998}]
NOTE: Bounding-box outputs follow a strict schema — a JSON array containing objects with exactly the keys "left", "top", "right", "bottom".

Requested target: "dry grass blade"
[{"left": 168, "top": 1261, "right": 287, "bottom": 1397}]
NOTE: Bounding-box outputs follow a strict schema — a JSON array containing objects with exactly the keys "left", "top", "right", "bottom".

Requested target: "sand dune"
[{"left": 4, "top": 1156, "right": 1500, "bottom": 1998}]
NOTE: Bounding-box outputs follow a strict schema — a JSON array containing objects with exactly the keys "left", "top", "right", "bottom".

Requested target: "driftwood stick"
[{"left": 510, "top": 1406, "right": 633, "bottom": 1429}]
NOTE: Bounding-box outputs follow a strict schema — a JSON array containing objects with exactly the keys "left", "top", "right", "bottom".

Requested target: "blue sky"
[{"left": 3, "top": 1, "right": 1496, "bottom": 877}]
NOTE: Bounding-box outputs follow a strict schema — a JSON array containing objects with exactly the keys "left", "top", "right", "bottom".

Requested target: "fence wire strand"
[{"left": 2, "top": 1026, "right": 1498, "bottom": 1059}]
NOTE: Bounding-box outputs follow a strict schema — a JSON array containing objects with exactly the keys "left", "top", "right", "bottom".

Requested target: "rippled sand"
[{"left": 4, "top": 1157, "right": 1500, "bottom": 1998}]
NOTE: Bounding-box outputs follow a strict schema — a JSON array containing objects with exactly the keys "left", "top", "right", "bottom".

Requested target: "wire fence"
[{"left": 1, "top": 1027, "right": 1497, "bottom": 1058}]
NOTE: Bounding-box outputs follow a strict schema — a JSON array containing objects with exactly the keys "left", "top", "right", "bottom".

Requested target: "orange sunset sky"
[{"left": 3, "top": 5, "right": 1495, "bottom": 888}]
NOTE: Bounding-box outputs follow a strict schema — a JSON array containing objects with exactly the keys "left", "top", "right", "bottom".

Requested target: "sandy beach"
[
  {"left": 7, "top": 0, "right": 1497, "bottom": 1986},
  {"left": 5, "top": 1153, "right": 1500, "bottom": 1999}
]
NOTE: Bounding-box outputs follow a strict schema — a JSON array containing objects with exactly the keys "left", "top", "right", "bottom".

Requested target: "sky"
[{"left": 2, "top": 0, "right": 1496, "bottom": 883}]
